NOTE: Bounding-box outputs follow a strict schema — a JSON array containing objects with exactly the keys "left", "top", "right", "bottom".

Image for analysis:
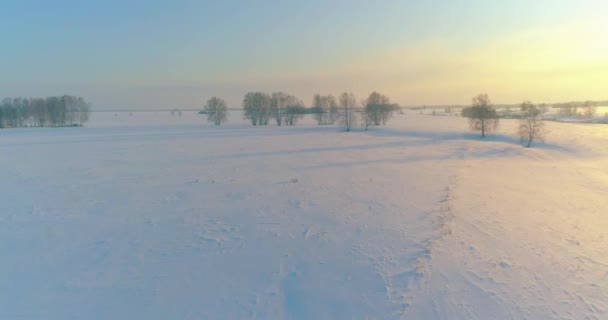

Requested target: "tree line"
[
  {"left": 0, "top": 96, "right": 91, "bottom": 128},
  {"left": 556, "top": 101, "right": 598, "bottom": 117},
  {"left": 202, "top": 91, "right": 399, "bottom": 131},
  {"left": 203, "top": 91, "right": 551, "bottom": 148}
]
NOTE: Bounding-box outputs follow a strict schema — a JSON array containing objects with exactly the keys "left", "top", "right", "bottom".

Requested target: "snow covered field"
[{"left": 1, "top": 111, "right": 606, "bottom": 319}]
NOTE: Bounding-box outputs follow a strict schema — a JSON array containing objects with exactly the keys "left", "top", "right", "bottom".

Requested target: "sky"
[{"left": 1, "top": 0, "right": 606, "bottom": 109}]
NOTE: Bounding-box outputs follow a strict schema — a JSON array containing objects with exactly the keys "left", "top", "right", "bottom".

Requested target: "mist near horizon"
[{"left": 1, "top": 0, "right": 607, "bottom": 109}]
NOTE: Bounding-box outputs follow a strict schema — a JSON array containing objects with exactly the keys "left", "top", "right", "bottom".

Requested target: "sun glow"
[{"left": 343, "top": 20, "right": 608, "bottom": 105}]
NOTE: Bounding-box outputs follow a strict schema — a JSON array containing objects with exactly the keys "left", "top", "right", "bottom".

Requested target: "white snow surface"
[{"left": 1, "top": 111, "right": 606, "bottom": 319}]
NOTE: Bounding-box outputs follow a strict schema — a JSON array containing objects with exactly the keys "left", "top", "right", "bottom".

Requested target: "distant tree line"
[
  {"left": 202, "top": 91, "right": 400, "bottom": 130},
  {"left": 556, "top": 101, "right": 597, "bottom": 118},
  {"left": 0, "top": 96, "right": 91, "bottom": 128}
]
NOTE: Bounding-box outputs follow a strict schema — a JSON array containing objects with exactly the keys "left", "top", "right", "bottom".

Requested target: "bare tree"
[
  {"left": 284, "top": 104, "right": 307, "bottom": 126},
  {"left": 271, "top": 92, "right": 301, "bottom": 126},
  {"left": 518, "top": 101, "right": 546, "bottom": 148},
  {"left": 75, "top": 97, "right": 91, "bottom": 126},
  {"left": 243, "top": 92, "right": 258, "bottom": 125},
  {"left": 243, "top": 92, "right": 271, "bottom": 126},
  {"left": 204, "top": 97, "right": 228, "bottom": 125},
  {"left": 311, "top": 94, "right": 323, "bottom": 124},
  {"left": 361, "top": 92, "right": 397, "bottom": 130},
  {"left": 461, "top": 94, "right": 499, "bottom": 137},
  {"left": 339, "top": 92, "right": 357, "bottom": 131},
  {"left": 327, "top": 94, "right": 339, "bottom": 125},
  {"left": 582, "top": 101, "right": 597, "bottom": 118},
  {"left": 271, "top": 92, "right": 287, "bottom": 126},
  {"left": 361, "top": 105, "right": 374, "bottom": 131},
  {"left": 312, "top": 94, "right": 338, "bottom": 125}
]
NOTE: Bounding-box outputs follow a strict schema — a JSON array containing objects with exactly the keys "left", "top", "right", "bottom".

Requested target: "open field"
[{"left": 1, "top": 111, "right": 607, "bottom": 319}]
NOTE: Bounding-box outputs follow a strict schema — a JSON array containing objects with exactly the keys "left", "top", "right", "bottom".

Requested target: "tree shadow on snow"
[
  {"left": 363, "top": 128, "right": 572, "bottom": 153},
  {"left": 193, "top": 127, "right": 572, "bottom": 164}
]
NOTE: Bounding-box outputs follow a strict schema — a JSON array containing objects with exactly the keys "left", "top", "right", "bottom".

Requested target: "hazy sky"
[{"left": 1, "top": 0, "right": 606, "bottom": 109}]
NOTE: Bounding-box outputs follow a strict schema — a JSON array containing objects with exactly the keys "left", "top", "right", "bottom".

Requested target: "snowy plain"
[{"left": 1, "top": 110, "right": 606, "bottom": 319}]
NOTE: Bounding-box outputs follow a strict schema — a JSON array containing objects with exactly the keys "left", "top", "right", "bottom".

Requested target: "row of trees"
[
  {"left": 202, "top": 91, "right": 399, "bottom": 131},
  {"left": 203, "top": 92, "right": 550, "bottom": 148},
  {"left": 0, "top": 96, "right": 91, "bottom": 128},
  {"left": 462, "top": 94, "right": 547, "bottom": 147},
  {"left": 557, "top": 101, "right": 597, "bottom": 117}
]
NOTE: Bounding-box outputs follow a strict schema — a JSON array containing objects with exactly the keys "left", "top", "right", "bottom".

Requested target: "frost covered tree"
[
  {"left": 63, "top": 95, "right": 90, "bottom": 126},
  {"left": 284, "top": 104, "right": 307, "bottom": 126},
  {"left": 312, "top": 94, "right": 338, "bottom": 125},
  {"left": 361, "top": 92, "right": 398, "bottom": 130},
  {"left": 518, "top": 101, "right": 546, "bottom": 148},
  {"left": 338, "top": 92, "right": 357, "bottom": 131},
  {"left": 271, "top": 92, "right": 287, "bottom": 126},
  {"left": 326, "top": 95, "right": 339, "bottom": 125},
  {"left": 282, "top": 95, "right": 306, "bottom": 126},
  {"left": 361, "top": 105, "right": 374, "bottom": 131},
  {"left": 243, "top": 92, "right": 271, "bottom": 126},
  {"left": 311, "top": 94, "right": 323, "bottom": 124},
  {"left": 203, "top": 97, "right": 228, "bottom": 125},
  {"left": 75, "top": 98, "right": 91, "bottom": 126},
  {"left": 271, "top": 92, "right": 301, "bottom": 126},
  {"left": 0, "top": 95, "right": 90, "bottom": 128},
  {"left": 461, "top": 94, "right": 499, "bottom": 137}
]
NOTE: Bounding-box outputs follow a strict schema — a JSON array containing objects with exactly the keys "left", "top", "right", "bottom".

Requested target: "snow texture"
[{"left": 1, "top": 111, "right": 606, "bottom": 319}]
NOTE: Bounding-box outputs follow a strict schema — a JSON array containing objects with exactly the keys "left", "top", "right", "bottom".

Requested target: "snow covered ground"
[
  {"left": 408, "top": 120, "right": 608, "bottom": 319},
  {"left": 1, "top": 111, "right": 606, "bottom": 319}
]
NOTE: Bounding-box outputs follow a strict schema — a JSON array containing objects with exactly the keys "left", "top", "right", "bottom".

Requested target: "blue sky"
[{"left": 1, "top": 0, "right": 606, "bottom": 109}]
